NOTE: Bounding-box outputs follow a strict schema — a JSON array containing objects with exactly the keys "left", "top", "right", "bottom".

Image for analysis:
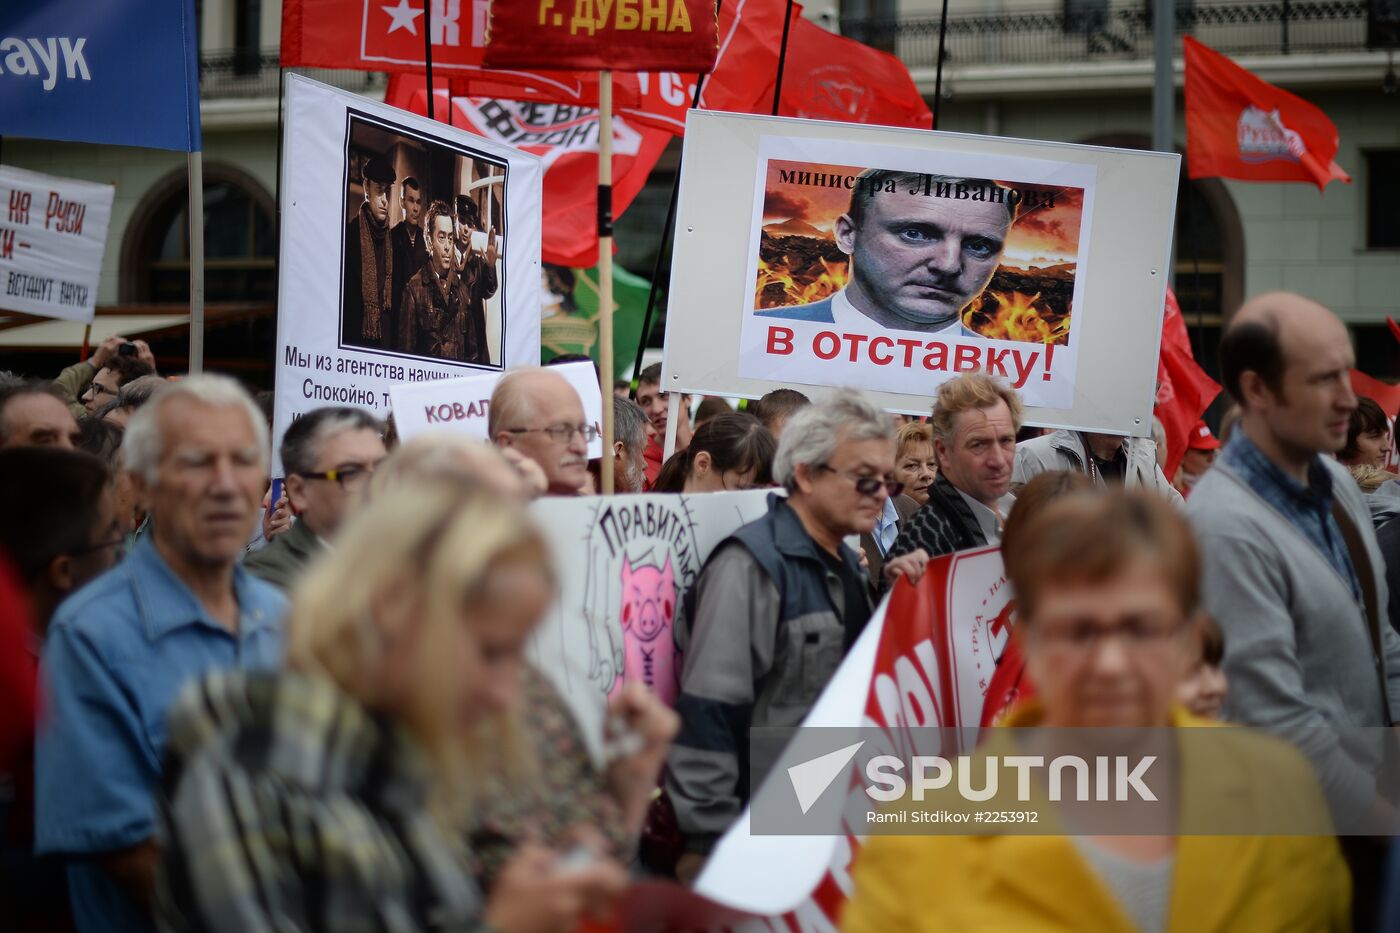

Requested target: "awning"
[{"left": 0, "top": 303, "right": 272, "bottom": 350}]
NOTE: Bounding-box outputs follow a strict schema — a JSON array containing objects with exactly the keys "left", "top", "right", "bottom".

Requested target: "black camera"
[{"left": 117, "top": 342, "right": 136, "bottom": 357}]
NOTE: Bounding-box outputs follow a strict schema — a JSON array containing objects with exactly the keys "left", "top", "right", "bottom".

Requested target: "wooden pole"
[
  {"left": 598, "top": 70, "right": 615, "bottom": 495},
  {"left": 80, "top": 324, "right": 92, "bottom": 361},
  {"left": 188, "top": 151, "right": 205, "bottom": 373}
]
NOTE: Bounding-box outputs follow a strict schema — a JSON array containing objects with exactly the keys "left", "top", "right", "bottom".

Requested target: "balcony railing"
[
  {"left": 841, "top": 0, "right": 1392, "bottom": 70},
  {"left": 200, "top": 49, "right": 385, "bottom": 100}
]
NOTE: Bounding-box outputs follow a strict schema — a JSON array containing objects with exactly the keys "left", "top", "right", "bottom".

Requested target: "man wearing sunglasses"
[
  {"left": 490, "top": 368, "right": 595, "bottom": 496},
  {"left": 245, "top": 407, "right": 386, "bottom": 590},
  {"left": 666, "top": 390, "right": 918, "bottom": 884}
]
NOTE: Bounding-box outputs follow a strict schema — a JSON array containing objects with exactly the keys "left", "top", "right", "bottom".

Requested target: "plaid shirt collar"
[{"left": 1221, "top": 430, "right": 1335, "bottom": 510}]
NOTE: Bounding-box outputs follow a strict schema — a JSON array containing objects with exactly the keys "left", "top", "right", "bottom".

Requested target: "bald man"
[
  {"left": 489, "top": 369, "right": 595, "bottom": 496},
  {"left": 1189, "top": 294, "right": 1400, "bottom": 877}
]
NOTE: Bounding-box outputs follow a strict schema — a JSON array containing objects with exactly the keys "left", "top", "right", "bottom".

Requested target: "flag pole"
[
  {"left": 629, "top": 31, "right": 718, "bottom": 388},
  {"left": 423, "top": 0, "right": 435, "bottom": 120},
  {"left": 188, "top": 150, "right": 205, "bottom": 373},
  {"left": 770, "top": 0, "right": 795, "bottom": 115},
  {"left": 932, "top": 0, "right": 950, "bottom": 129},
  {"left": 598, "top": 69, "right": 616, "bottom": 495}
]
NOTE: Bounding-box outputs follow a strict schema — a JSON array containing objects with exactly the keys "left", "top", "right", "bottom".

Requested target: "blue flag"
[{"left": 0, "top": 0, "right": 201, "bottom": 152}]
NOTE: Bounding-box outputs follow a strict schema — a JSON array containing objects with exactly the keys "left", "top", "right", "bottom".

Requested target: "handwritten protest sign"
[
  {"left": 271, "top": 75, "right": 542, "bottom": 471},
  {"left": 526, "top": 489, "right": 772, "bottom": 762},
  {"left": 664, "top": 112, "right": 1180, "bottom": 436},
  {"left": 0, "top": 165, "right": 113, "bottom": 323},
  {"left": 389, "top": 360, "right": 605, "bottom": 458}
]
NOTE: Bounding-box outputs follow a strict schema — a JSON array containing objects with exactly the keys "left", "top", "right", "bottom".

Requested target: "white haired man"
[
  {"left": 244, "top": 406, "right": 386, "bottom": 590},
  {"left": 665, "top": 390, "right": 925, "bottom": 883},
  {"left": 35, "top": 375, "right": 286, "bottom": 932}
]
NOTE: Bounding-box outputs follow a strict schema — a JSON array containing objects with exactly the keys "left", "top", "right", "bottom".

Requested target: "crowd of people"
[{"left": 1, "top": 288, "right": 1398, "bottom": 931}]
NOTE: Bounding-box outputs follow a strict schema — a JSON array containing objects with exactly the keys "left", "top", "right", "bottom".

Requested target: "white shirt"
[
  {"left": 830, "top": 288, "right": 972, "bottom": 337},
  {"left": 955, "top": 488, "right": 1016, "bottom": 544}
]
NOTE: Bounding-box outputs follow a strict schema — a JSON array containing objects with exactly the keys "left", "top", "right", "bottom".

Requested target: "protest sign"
[
  {"left": 485, "top": 0, "right": 719, "bottom": 72},
  {"left": 664, "top": 111, "right": 1180, "bottom": 436},
  {"left": 272, "top": 75, "right": 542, "bottom": 469},
  {"left": 388, "top": 360, "right": 605, "bottom": 459},
  {"left": 693, "top": 545, "right": 1024, "bottom": 920},
  {"left": 0, "top": 166, "right": 113, "bottom": 323},
  {"left": 526, "top": 488, "right": 771, "bottom": 759}
]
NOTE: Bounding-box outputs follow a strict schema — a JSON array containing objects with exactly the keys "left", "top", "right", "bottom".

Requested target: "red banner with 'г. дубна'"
[{"left": 486, "top": 0, "right": 719, "bottom": 72}]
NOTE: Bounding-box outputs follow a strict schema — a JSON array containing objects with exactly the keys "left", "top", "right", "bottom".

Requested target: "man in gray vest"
[
  {"left": 666, "top": 390, "right": 923, "bottom": 884},
  {"left": 1189, "top": 292, "right": 1400, "bottom": 919}
]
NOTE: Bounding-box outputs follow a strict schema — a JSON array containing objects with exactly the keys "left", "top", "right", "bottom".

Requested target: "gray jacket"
[
  {"left": 1013, "top": 430, "right": 1183, "bottom": 507},
  {"left": 666, "top": 494, "right": 870, "bottom": 853},
  {"left": 1188, "top": 457, "right": 1400, "bottom": 825}
]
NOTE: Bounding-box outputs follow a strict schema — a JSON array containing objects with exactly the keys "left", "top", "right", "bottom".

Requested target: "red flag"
[
  {"left": 281, "top": 0, "right": 490, "bottom": 72},
  {"left": 1155, "top": 288, "right": 1222, "bottom": 479},
  {"left": 1183, "top": 37, "right": 1349, "bottom": 191},
  {"left": 769, "top": 16, "right": 932, "bottom": 129},
  {"left": 1351, "top": 370, "right": 1400, "bottom": 418},
  {"left": 484, "top": 0, "right": 718, "bottom": 73},
  {"left": 387, "top": 75, "right": 672, "bottom": 267}
]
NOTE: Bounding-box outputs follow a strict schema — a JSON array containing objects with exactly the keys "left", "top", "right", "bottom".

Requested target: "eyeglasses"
[
  {"left": 1032, "top": 617, "right": 1190, "bottom": 656},
  {"left": 299, "top": 463, "right": 378, "bottom": 488},
  {"left": 815, "top": 464, "right": 904, "bottom": 498},
  {"left": 85, "top": 383, "right": 118, "bottom": 399},
  {"left": 505, "top": 423, "right": 600, "bottom": 444}
]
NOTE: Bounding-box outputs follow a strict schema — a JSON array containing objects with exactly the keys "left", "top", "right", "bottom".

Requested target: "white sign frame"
[
  {"left": 271, "top": 75, "right": 543, "bottom": 471},
  {"left": 0, "top": 165, "right": 114, "bottom": 324},
  {"left": 389, "top": 360, "right": 605, "bottom": 458},
  {"left": 661, "top": 111, "right": 1180, "bottom": 436}
]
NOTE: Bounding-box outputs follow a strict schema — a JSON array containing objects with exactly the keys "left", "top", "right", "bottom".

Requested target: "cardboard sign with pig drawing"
[{"left": 664, "top": 112, "right": 1181, "bottom": 435}]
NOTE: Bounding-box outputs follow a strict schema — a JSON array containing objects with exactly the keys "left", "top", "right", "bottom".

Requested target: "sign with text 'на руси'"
[
  {"left": 486, "top": 0, "right": 718, "bottom": 72},
  {"left": 0, "top": 165, "right": 113, "bottom": 323}
]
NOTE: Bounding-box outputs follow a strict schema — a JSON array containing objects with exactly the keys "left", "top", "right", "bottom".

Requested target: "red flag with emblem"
[
  {"left": 282, "top": 0, "right": 491, "bottom": 71},
  {"left": 387, "top": 75, "right": 672, "bottom": 267},
  {"left": 1183, "top": 36, "right": 1349, "bottom": 191},
  {"left": 768, "top": 15, "right": 931, "bottom": 128},
  {"left": 1155, "top": 288, "right": 1222, "bottom": 479}
]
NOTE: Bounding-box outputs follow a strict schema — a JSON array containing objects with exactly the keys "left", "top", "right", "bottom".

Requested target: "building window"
[
  {"left": 234, "top": 0, "right": 262, "bottom": 73},
  {"left": 124, "top": 168, "right": 275, "bottom": 304},
  {"left": 1065, "top": 0, "right": 1109, "bottom": 33},
  {"left": 1366, "top": 150, "right": 1400, "bottom": 249}
]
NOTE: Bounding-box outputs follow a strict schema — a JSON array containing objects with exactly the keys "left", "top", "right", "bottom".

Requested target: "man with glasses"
[
  {"left": 245, "top": 406, "right": 386, "bottom": 590},
  {"left": 489, "top": 368, "right": 596, "bottom": 496},
  {"left": 887, "top": 372, "right": 1022, "bottom": 564},
  {"left": 667, "top": 390, "right": 915, "bottom": 883},
  {"left": 54, "top": 335, "right": 156, "bottom": 419}
]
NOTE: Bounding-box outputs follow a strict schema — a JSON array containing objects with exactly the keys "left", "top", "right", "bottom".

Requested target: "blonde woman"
[
  {"left": 369, "top": 435, "right": 680, "bottom": 883},
  {"left": 157, "top": 485, "right": 627, "bottom": 932}
]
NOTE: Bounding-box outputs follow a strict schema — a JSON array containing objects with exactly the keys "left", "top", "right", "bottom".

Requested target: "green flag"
[{"left": 541, "top": 262, "right": 652, "bottom": 381}]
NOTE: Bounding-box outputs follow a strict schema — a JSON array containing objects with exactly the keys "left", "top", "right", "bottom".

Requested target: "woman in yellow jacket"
[{"left": 843, "top": 490, "right": 1350, "bottom": 933}]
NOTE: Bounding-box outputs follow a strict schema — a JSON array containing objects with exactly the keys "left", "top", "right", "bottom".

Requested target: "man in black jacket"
[{"left": 888, "top": 372, "right": 1022, "bottom": 562}]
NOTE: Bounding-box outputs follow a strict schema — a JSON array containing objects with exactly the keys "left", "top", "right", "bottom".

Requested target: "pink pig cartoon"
[{"left": 617, "top": 554, "right": 680, "bottom": 704}]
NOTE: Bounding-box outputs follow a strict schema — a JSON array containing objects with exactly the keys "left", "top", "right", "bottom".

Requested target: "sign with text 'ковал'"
[
  {"left": 486, "top": 0, "right": 718, "bottom": 72},
  {"left": 0, "top": 165, "right": 113, "bottom": 323}
]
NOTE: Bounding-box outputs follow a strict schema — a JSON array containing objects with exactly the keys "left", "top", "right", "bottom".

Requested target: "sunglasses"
[{"left": 816, "top": 464, "right": 905, "bottom": 498}]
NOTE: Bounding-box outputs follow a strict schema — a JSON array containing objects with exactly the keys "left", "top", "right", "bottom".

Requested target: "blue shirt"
[
  {"left": 35, "top": 533, "right": 285, "bottom": 933},
  {"left": 1220, "top": 431, "right": 1362, "bottom": 601},
  {"left": 874, "top": 496, "right": 900, "bottom": 556}
]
